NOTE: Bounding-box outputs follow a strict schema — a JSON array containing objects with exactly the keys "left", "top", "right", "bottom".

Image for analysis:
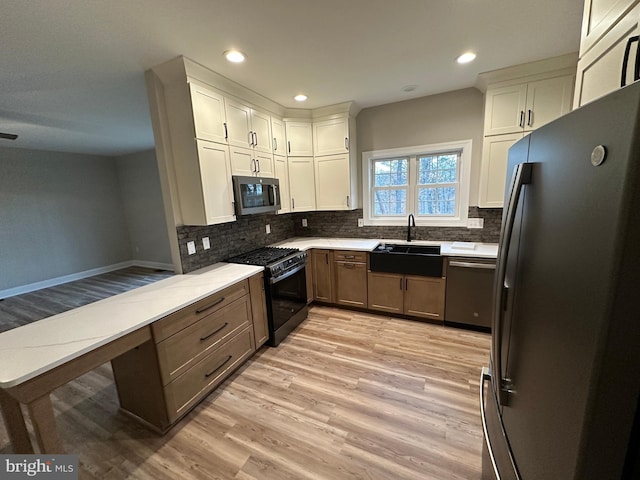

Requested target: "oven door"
[{"left": 267, "top": 264, "right": 308, "bottom": 341}]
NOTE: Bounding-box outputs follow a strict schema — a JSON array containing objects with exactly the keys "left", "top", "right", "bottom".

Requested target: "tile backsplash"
[
  {"left": 177, "top": 207, "right": 502, "bottom": 272},
  {"left": 177, "top": 212, "right": 295, "bottom": 273},
  {"left": 292, "top": 207, "right": 502, "bottom": 243}
]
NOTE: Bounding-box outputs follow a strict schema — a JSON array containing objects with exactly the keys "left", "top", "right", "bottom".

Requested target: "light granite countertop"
[
  {"left": 275, "top": 237, "right": 498, "bottom": 259},
  {"left": 0, "top": 263, "right": 263, "bottom": 388}
]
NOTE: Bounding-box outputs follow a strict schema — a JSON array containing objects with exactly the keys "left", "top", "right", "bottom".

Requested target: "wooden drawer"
[
  {"left": 164, "top": 327, "right": 254, "bottom": 422},
  {"left": 156, "top": 295, "right": 252, "bottom": 385},
  {"left": 333, "top": 250, "right": 366, "bottom": 263},
  {"left": 151, "top": 280, "right": 249, "bottom": 343}
]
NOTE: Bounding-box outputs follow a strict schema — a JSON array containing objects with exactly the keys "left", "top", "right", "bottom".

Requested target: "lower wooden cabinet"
[
  {"left": 313, "top": 249, "right": 334, "bottom": 302},
  {"left": 305, "top": 254, "right": 314, "bottom": 304},
  {"left": 404, "top": 276, "right": 445, "bottom": 320},
  {"left": 367, "top": 271, "right": 445, "bottom": 321},
  {"left": 249, "top": 273, "right": 268, "bottom": 348},
  {"left": 367, "top": 271, "right": 404, "bottom": 314},
  {"left": 111, "top": 274, "right": 265, "bottom": 432}
]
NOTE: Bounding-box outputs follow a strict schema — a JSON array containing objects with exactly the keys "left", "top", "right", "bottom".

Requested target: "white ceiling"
[{"left": 0, "top": 0, "right": 583, "bottom": 156}]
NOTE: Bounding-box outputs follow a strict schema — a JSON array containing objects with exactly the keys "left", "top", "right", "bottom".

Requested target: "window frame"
[{"left": 362, "top": 140, "right": 473, "bottom": 227}]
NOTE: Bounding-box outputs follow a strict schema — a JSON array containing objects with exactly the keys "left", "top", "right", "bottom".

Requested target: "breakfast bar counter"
[{"left": 0, "top": 263, "right": 263, "bottom": 454}]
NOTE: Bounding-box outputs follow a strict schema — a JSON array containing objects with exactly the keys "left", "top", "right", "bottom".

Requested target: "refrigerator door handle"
[
  {"left": 481, "top": 367, "right": 502, "bottom": 480},
  {"left": 493, "top": 162, "right": 532, "bottom": 406}
]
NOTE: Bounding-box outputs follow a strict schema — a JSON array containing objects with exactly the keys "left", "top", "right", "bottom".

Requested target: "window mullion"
[{"left": 408, "top": 155, "right": 417, "bottom": 215}]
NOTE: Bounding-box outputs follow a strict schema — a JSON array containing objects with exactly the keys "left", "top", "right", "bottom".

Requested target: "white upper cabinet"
[
  {"left": 483, "top": 84, "right": 528, "bottom": 136},
  {"left": 478, "top": 133, "right": 524, "bottom": 208},
  {"left": 479, "top": 59, "right": 576, "bottom": 208},
  {"left": 254, "top": 150, "right": 275, "bottom": 178},
  {"left": 225, "top": 99, "right": 273, "bottom": 154},
  {"left": 189, "top": 82, "right": 228, "bottom": 145},
  {"left": 313, "top": 116, "right": 349, "bottom": 156},
  {"left": 170, "top": 140, "right": 235, "bottom": 226},
  {"left": 285, "top": 121, "right": 313, "bottom": 156},
  {"left": 580, "top": 0, "right": 639, "bottom": 56},
  {"left": 250, "top": 109, "right": 272, "bottom": 154},
  {"left": 314, "top": 154, "right": 353, "bottom": 210},
  {"left": 196, "top": 141, "right": 236, "bottom": 225},
  {"left": 288, "top": 157, "right": 316, "bottom": 211},
  {"left": 575, "top": 2, "right": 640, "bottom": 107},
  {"left": 225, "top": 99, "right": 252, "bottom": 149},
  {"left": 524, "top": 76, "right": 575, "bottom": 130},
  {"left": 484, "top": 75, "right": 573, "bottom": 136},
  {"left": 271, "top": 117, "right": 287, "bottom": 157},
  {"left": 274, "top": 156, "right": 290, "bottom": 214}
]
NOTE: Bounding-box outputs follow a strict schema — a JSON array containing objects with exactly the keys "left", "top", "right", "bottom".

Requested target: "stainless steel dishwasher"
[{"left": 444, "top": 257, "right": 496, "bottom": 330}]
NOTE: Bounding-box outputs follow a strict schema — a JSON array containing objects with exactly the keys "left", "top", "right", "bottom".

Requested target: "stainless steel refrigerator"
[{"left": 481, "top": 82, "right": 640, "bottom": 479}]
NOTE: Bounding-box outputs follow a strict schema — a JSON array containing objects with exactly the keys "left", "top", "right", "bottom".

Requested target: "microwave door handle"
[{"left": 493, "top": 162, "right": 532, "bottom": 407}]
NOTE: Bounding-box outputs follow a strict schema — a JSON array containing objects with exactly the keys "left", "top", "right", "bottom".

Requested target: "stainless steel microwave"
[{"left": 232, "top": 176, "right": 281, "bottom": 215}]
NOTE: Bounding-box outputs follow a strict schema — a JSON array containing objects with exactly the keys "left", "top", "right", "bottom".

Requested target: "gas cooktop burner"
[{"left": 227, "top": 247, "right": 300, "bottom": 267}]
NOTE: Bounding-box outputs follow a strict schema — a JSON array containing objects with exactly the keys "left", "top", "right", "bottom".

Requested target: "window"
[{"left": 363, "top": 140, "right": 472, "bottom": 227}]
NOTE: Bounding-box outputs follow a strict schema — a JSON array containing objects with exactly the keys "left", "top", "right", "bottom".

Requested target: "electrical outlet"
[
  {"left": 358, "top": 218, "right": 364, "bottom": 227},
  {"left": 302, "top": 219, "right": 308, "bottom": 227},
  {"left": 467, "top": 218, "right": 484, "bottom": 229},
  {"left": 266, "top": 224, "right": 271, "bottom": 234},
  {"left": 202, "top": 237, "right": 210, "bottom": 250},
  {"left": 187, "top": 241, "right": 196, "bottom": 255}
]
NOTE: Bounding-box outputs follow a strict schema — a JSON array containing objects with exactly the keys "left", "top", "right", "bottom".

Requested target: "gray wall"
[
  {"left": 356, "top": 87, "right": 485, "bottom": 205},
  {"left": 0, "top": 147, "right": 131, "bottom": 290},
  {"left": 116, "top": 149, "right": 171, "bottom": 266}
]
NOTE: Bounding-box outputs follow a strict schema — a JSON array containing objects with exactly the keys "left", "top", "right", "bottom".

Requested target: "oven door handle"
[{"left": 268, "top": 263, "right": 306, "bottom": 284}]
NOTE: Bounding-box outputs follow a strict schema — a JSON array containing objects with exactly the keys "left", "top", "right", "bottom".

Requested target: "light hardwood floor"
[{"left": 0, "top": 303, "right": 490, "bottom": 479}]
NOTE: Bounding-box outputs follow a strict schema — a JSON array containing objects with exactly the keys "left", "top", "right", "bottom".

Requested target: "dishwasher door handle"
[{"left": 449, "top": 261, "right": 496, "bottom": 270}]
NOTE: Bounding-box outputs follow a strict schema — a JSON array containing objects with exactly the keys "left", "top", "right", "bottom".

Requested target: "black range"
[{"left": 227, "top": 247, "right": 308, "bottom": 346}]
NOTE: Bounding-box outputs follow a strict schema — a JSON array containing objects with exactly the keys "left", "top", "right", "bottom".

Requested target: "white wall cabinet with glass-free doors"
[
  {"left": 574, "top": 2, "right": 640, "bottom": 107},
  {"left": 477, "top": 57, "right": 576, "bottom": 207},
  {"left": 361, "top": 140, "right": 473, "bottom": 227},
  {"left": 313, "top": 113, "right": 358, "bottom": 211},
  {"left": 284, "top": 121, "right": 313, "bottom": 157}
]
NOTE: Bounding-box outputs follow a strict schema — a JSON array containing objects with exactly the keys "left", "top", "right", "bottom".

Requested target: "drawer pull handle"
[
  {"left": 196, "top": 296, "right": 225, "bottom": 314},
  {"left": 343, "top": 263, "right": 355, "bottom": 269},
  {"left": 344, "top": 255, "right": 356, "bottom": 259},
  {"left": 204, "top": 355, "right": 232, "bottom": 378},
  {"left": 200, "top": 322, "right": 229, "bottom": 341}
]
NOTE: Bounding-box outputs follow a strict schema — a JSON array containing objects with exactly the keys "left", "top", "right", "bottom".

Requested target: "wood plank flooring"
[
  {"left": 0, "top": 266, "right": 174, "bottom": 333},
  {"left": 0, "top": 301, "right": 490, "bottom": 479}
]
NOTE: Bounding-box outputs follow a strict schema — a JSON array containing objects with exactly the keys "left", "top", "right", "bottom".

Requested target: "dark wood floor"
[
  {"left": 0, "top": 266, "right": 174, "bottom": 333},
  {"left": 0, "top": 271, "right": 490, "bottom": 479}
]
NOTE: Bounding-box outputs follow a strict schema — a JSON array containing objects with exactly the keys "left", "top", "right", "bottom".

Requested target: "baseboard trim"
[
  {"left": 0, "top": 260, "right": 174, "bottom": 300},
  {"left": 132, "top": 260, "right": 174, "bottom": 271}
]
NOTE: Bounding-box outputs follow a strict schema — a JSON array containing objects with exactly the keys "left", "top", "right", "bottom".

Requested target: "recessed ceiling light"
[
  {"left": 457, "top": 52, "right": 477, "bottom": 64},
  {"left": 224, "top": 50, "right": 246, "bottom": 63},
  {"left": 402, "top": 85, "right": 418, "bottom": 92},
  {"left": 294, "top": 94, "right": 308, "bottom": 102}
]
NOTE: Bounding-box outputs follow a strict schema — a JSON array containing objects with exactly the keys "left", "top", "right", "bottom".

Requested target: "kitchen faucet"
[{"left": 407, "top": 213, "right": 415, "bottom": 242}]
